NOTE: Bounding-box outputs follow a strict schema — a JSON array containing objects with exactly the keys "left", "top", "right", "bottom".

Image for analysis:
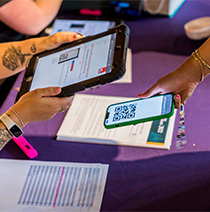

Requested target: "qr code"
[{"left": 113, "top": 103, "right": 137, "bottom": 122}]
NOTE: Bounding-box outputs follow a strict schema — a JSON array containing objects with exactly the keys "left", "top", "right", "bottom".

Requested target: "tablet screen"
[
  {"left": 30, "top": 33, "right": 116, "bottom": 91},
  {"left": 51, "top": 19, "right": 116, "bottom": 36}
]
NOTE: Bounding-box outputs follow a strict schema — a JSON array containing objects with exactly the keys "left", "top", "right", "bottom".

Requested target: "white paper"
[
  {"left": 0, "top": 159, "right": 108, "bottom": 212},
  {"left": 57, "top": 94, "right": 176, "bottom": 149},
  {"left": 49, "top": 19, "right": 116, "bottom": 36},
  {"left": 113, "top": 48, "right": 132, "bottom": 83}
]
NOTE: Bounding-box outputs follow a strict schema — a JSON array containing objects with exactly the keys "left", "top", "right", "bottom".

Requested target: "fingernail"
[
  {"left": 138, "top": 93, "right": 142, "bottom": 97},
  {"left": 175, "top": 94, "right": 179, "bottom": 98},
  {"left": 76, "top": 33, "right": 85, "bottom": 37}
]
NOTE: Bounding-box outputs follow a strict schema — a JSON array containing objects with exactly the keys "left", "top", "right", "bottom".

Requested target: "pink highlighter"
[{"left": 12, "top": 136, "right": 38, "bottom": 159}]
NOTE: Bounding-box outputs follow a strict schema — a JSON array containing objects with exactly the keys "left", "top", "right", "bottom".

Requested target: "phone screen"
[
  {"left": 30, "top": 33, "right": 116, "bottom": 91},
  {"left": 105, "top": 94, "right": 173, "bottom": 126}
]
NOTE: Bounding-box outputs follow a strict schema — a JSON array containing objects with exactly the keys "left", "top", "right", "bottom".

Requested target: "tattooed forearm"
[
  {"left": 30, "top": 42, "right": 36, "bottom": 53},
  {"left": 2, "top": 45, "right": 31, "bottom": 71},
  {"left": 0, "top": 123, "right": 12, "bottom": 151}
]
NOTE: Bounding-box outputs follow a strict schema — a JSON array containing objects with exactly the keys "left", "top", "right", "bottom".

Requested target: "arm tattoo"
[
  {"left": 2, "top": 45, "right": 31, "bottom": 71},
  {"left": 0, "top": 121, "right": 12, "bottom": 151},
  {"left": 30, "top": 42, "right": 36, "bottom": 53}
]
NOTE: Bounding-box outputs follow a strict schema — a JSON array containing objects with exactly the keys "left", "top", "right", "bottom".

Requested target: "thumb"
[
  {"left": 35, "top": 87, "right": 62, "bottom": 97},
  {"left": 138, "top": 86, "right": 162, "bottom": 98}
]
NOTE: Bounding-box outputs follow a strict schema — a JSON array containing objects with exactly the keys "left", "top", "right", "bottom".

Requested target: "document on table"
[
  {"left": 113, "top": 48, "right": 132, "bottom": 83},
  {"left": 0, "top": 159, "right": 108, "bottom": 212},
  {"left": 57, "top": 94, "right": 176, "bottom": 149},
  {"left": 48, "top": 19, "right": 117, "bottom": 36}
]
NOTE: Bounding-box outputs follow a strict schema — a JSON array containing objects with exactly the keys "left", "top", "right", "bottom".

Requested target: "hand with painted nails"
[
  {"left": 137, "top": 66, "right": 199, "bottom": 109},
  {"left": 138, "top": 37, "right": 210, "bottom": 109},
  {"left": 0, "top": 31, "right": 83, "bottom": 79}
]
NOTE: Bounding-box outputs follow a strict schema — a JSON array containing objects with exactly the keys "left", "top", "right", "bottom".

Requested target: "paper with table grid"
[{"left": 0, "top": 159, "right": 108, "bottom": 212}]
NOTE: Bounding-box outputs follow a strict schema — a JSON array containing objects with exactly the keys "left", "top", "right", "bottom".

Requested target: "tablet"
[
  {"left": 16, "top": 24, "right": 129, "bottom": 101},
  {"left": 49, "top": 18, "right": 122, "bottom": 36}
]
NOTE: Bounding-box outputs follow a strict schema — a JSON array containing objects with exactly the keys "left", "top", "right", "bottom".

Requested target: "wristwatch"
[{"left": 0, "top": 113, "right": 23, "bottom": 138}]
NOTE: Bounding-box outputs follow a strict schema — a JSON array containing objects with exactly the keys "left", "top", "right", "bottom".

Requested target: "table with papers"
[{"left": 1, "top": 0, "right": 210, "bottom": 211}]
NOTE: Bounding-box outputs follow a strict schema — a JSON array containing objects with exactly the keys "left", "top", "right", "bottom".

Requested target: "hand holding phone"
[{"left": 104, "top": 93, "right": 174, "bottom": 129}]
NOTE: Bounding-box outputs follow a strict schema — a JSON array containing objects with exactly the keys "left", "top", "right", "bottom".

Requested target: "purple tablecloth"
[
  {"left": 1, "top": 51, "right": 210, "bottom": 211},
  {"left": 127, "top": 0, "right": 210, "bottom": 55},
  {"left": 1, "top": 0, "right": 210, "bottom": 211}
]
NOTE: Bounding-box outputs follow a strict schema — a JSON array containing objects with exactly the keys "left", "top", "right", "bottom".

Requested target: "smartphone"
[
  {"left": 16, "top": 24, "right": 129, "bottom": 101},
  {"left": 104, "top": 93, "right": 174, "bottom": 129}
]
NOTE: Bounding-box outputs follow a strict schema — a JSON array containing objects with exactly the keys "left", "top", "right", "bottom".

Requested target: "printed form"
[
  {"left": 0, "top": 159, "right": 108, "bottom": 212},
  {"left": 57, "top": 94, "right": 176, "bottom": 149},
  {"left": 114, "top": 48, "right": 132, "bottom": 83}
]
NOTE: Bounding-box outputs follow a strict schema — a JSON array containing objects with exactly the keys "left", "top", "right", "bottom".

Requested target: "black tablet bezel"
[{"left": 16, "top": 24, "right": 129, "bottom": 101}]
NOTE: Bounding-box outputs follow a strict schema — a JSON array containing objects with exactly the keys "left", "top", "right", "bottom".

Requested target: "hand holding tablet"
[{"left": 16, "top": 24, "right": 130, "bottom": 101}]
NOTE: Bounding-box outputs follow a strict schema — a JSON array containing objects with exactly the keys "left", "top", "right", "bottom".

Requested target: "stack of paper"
[{"left": 57, "top": 94, "right": 176, "bottom": 149}]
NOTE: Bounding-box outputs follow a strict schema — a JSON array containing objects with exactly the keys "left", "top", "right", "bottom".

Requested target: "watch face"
[{"left": 10, "top": 125, "right": 22, "bottom": 138}]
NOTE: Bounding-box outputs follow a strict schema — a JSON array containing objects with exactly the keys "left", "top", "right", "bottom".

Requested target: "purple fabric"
[
  {"left": 2, "top": 0, "right": 210, "bottom": 210},
  {"left": 1, "top": 52, "right": 210, "bottom": 211},
  {"left": 127, "top": 0, "right": 210, "bottom": 56}
]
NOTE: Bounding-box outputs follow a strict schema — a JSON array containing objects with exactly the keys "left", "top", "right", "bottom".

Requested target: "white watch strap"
[
  {"left": 0, "top": 113, "right": 15, "bottom": 129},
  {"left": 0, "top": 113, "right": 23, "bottom": 138}
]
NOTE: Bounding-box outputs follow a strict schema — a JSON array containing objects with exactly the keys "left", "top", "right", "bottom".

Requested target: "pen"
[{"left": 12, "top": 135, "right": 38, "bottom": 159}]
